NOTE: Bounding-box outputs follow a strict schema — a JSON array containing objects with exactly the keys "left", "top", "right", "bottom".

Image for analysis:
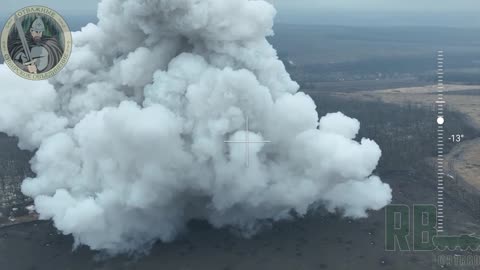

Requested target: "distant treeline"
[{"left": 284, "top": 54, "right": 480, "bottom": 86}]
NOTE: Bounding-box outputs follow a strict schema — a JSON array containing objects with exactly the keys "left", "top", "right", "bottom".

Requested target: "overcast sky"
[
  {"left": 274, "top": 0, "right": 479, "bottom": 12},
  {"left": 1, "top": 0, "right": 479, "bottom": 27}
]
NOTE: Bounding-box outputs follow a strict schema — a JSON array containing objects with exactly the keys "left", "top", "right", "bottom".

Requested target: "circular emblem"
[{"left": 1, "top": 6, "right": 72, "bottom": 80}]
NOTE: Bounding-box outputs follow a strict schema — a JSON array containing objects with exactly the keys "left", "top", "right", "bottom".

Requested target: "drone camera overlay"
[{"left": 0, "top": 1, "right": 479, "bottom": 270}]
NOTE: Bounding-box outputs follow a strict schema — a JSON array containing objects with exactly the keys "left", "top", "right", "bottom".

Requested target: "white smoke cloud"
[
  {"left": 0, "top": 0, "right": 391, "bottom": 253},
  {"left": 0, "top": 65, "right": 67, "bottom": 150}
]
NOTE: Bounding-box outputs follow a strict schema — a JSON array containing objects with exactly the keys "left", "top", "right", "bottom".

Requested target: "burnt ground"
[{"left": 1, "top": 94, "right": 480, "bottom": 270}]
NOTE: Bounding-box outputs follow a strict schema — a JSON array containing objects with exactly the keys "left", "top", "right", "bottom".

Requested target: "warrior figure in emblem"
[{"left": 8, "top": 16, "right": 63, "bottom": 74}]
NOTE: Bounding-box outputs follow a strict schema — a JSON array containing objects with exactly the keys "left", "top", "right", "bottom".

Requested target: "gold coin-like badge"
[{"left": 1, "top": 6, "right": 72, "bottom": 80}]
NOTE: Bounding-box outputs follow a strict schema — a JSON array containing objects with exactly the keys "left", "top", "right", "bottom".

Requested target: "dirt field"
[{"left": 445, "top": 138, "right": 480, "bottom": 185}]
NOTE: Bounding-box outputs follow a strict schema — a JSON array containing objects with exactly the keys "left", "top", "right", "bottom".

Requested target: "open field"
[
  {"left": 329, "top": 84, "right": 480, "bottom": 213},
  {"left": 333, "top": 84, "right": 480, "bottom": 128},
  {"left": 445, "top": 138, "right": 480, "bottom": 190}
]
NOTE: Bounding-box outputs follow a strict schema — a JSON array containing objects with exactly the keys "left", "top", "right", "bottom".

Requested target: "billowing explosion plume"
[{"left": 0, "top": 0, "right": 391, "bottom": 253}]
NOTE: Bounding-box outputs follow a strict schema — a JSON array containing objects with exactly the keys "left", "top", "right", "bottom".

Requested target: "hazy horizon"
[
  {"left": 1, "top": 0, "right": 479, "bottom": 28},
  {"left": 0, "top": 13, "right": 478, "bottom": 29}
]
